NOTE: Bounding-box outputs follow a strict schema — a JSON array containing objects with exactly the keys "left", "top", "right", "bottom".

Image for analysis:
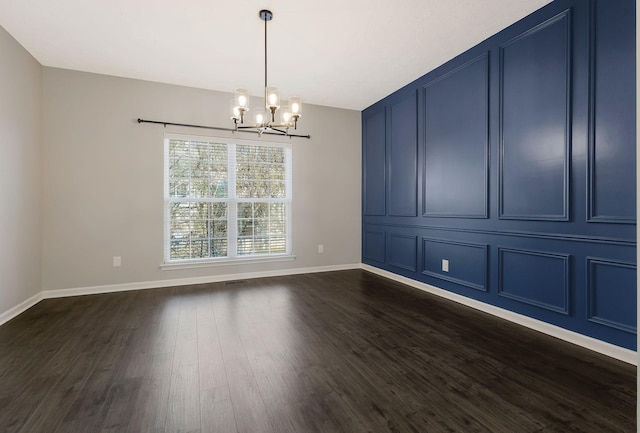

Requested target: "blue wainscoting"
[
  {"left": 588, "top": 0, "right": 637, "bottom": 222},
  {"left": 422, "top": 239, "right": 488, "bottom": 292},
  {"left": 498, "top": 247, "right": 570, "bottom": 314},
  {"left": 389, "top": 234, "right": 418, "bottom": 272},
  {"left": 388, "top": 91, "right": 418, "bottom": 217},
  {"left": 423, "top": 53, "right": 489, "bottom": 218},
  {"left": 361, "top": 0, "right": 636, "bottom": 350},
  {"left": 586, "top": 258, "right": 637, "bottom": 333},
  {"left": 363, "top": 230, "right": 386, "bottom": 264},
  {"left": 363, "top": 109, "right": 386, "bottom": 216},
  {"left": 499, "top": 11, "right": 571, "bottom": 221}
]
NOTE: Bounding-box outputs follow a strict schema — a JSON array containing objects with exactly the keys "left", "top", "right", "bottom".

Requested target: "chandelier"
[{"left": 231, "top": 10, "right": 303, "bottom": 137}]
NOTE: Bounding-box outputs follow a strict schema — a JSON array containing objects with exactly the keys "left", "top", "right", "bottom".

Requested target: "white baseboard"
[
  {"left": 41, "top": 263, "right": 361, "bottom": 299},
  {"left": 0, "top": 292, "right": 43, "bottom": 327},
  {"left": 361, "top": 264, "right": 637, "bottom": 366}
]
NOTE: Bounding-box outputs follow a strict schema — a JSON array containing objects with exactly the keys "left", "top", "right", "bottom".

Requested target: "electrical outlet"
[
  {"left": 113, "top": 256, "right": 121, "bottom": 267},
  {"left": 318, "top": 244, "right": 324, "bottom": 253},
  {"left": 442, "top": 259, "right": 449, "bottom": 272}
]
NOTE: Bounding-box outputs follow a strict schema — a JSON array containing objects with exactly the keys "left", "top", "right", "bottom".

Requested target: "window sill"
[{"left": 159, "top": 254, "right": 296, "bottom": 271}]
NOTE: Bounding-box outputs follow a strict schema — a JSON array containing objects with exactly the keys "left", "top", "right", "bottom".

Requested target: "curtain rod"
[{"left": 137, "top": 118, "right": 311, "bottom": 139}]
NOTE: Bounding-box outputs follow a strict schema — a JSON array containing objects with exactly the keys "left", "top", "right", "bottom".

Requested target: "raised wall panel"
[
  {"left": 499, "top": 11, "right": 571, "bottom": 220},
  {"left": 389, "top": 234, "right": 417, "bottom": 272},
  {"left": 498, "top": 247, "right": 570, "bottom": 314},
  {"left": 587, "top": 0, "right": 636, "bottom": 223},
  {"left": 423, "top": 54, "right": 489, "bottom": 218},
  {"left": 389, "top": 92, "right": 418, "bottom": 216},
  {"left": 363, "top": 109, "right": 386, "bottom": 216},
  {"left": 587, "top": 258, "right": 636, "bottom": 333},
  {"left": 363, "top": 230, "right": 385, "bottom": 263},
  {"left": 422, "top": 238, "right": 488, "bottom": 291}
]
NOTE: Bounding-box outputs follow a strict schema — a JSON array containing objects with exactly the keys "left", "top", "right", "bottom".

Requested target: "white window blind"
[{"left": 164, "top": 134, "right": 292, "bottom": 264}]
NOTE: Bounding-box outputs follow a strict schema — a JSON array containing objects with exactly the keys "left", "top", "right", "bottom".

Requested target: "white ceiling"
[{"left": 0, "top": 0, "right": 552, "bottom": 111}]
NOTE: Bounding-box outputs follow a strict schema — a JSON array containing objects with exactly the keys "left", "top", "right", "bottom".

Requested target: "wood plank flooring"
[{"left": 0, "top": 270, "right": 635, "bottom": 432}]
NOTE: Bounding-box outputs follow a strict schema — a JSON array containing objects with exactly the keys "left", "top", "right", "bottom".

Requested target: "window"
[{"left": 163, "top": 134, "right": 292, "bottom": 265}]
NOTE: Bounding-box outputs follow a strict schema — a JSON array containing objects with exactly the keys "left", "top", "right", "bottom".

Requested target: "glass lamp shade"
[
  {"left": 279, "top": 105, "right": 292, "bottom": 126},
  {"left": 234, "top": 88, "right": 250, "bottom": 110},
  {"left": 254, "top": 109, "right": 266, "bottom": 126},
  {"left": 288, "top": 96, "right": 302, "bottom": 117},
  {"left": 230, "top": 100, "right": 241, "bottom": 120},
  {"left": 265, "top": 87, "right": 280, "bottom": 110}
]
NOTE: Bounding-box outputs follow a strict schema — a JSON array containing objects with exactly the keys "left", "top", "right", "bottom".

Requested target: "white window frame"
[{"left": 161, "top": 133, "right": 294, "bottom": 270}]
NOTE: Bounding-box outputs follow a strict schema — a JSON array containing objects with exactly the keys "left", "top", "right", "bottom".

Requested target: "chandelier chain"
[{"left": 264, "top": 14, "right": 268, "bottom": 89}]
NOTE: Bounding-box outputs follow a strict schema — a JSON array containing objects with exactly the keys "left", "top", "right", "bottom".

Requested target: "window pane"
[
  {"left": 190, "top": 179, "right": 209, "bottom": 198},
  {"left": 168, "top": 140, "right": 228, "bottom": 200},
  {"left": 210, "top": 239, "right": 228, "bottom": 257},
  {"left": 236, "top": 145, "right": 286, "bottom": 200},
  {"left": 254, "top": 181, "right": 269, "bottom": 198},
  {"left": 270, "top": 164, "right": 285, "bottom": 180},
  {"left": 169, "top": 143, "right": 190, "bottom": 179},
  {"left": 191, "top": 219, "right": 208, "bottom": 239},
  {"left": 170, "top": 140, "right": 188, "bottom": 156},
  {"left": 238, "top": 202, "right": 253, "bottom": 219},
  {"left": 169, "top": 179, "right": 189, "bottom": 197},
  {"left": 209, "top": 144, "right": 227, "bottom": 160},
  {"left": 233, "top": 201, "right": 288, "bottom": 256},
  {"left": 254, "top": 203, "right": 269, "bottom": 218},
  {"left": 237, "top": 163, "right": 252, "bottom": 180},
  {"left": 211, "top": 203, "right": 227, "bottom": 218},
  {"left": 269, "top": 181, "right": 285, "bottom": 198},
  {"left": 244, "top": 146, "right": 269, "bottom": 163},
  {"left": 236, "top": 145, "right": 250, "bottom": 163},
  {"left": 209, "top": 181, "right": 227, "bottom": 198},
  {"left": 269, "top": 236, "right": 286, "bottom": 253},
  {"left": 270, "top": 219, "right": 285, "bottom": 235},
  {"left": 192, "top": 142, "right": 209, "bottom": 160},
  {"left": 170, "top": 202, "right": 191, "bottom": 220},
  {"left": 190, "top": 202, "right": 209, "bottom": 219},
  {"left": 254, "top": 219, "right": 269, "bottom": 236},
  {"left": 190, "top": 239, "right": 209, "bottom": 258},
  {"left": 270, "top": 203, "right": 285, "bottom": 216},
  {"left": 237, "top": 237, "right": 254, "bottom": 255},
  {"left": 170, "top": 240, "right": 190, "bottom": 260},
  {"left": 170, "top": 219, "right": 190, "bottom": 239},
  {"left": 269, "top": 148, "right": 285, "bottom": 164},
  {"left": 254, "top": 237, "right": 270, "bottom": 254},
  {"left": 254, "top": 163, "right": 270, "bottom": 178},
  {"left": 212, "top": 221, "right": 227, "bottom": 238},
  {"left": 238, "top": 219, "right": 253, "bottom": 237},
  {"left": 236, "top": 180, "right": 252, "bottom": 198}
]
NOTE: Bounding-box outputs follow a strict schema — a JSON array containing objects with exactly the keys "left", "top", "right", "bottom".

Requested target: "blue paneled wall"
[{"left": 361, "top": 0, "right": 636, "bottom": 350}]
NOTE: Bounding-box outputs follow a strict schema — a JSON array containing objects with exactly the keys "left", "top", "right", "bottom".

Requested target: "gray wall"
[
  {"left": 0, "top": 27, "right": 43, "bottom": 313},
  {"left": 42, "top": 67, "right": 361, "bottom": 291}
]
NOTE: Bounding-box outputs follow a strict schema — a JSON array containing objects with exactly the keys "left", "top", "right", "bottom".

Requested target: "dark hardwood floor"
[{"left": 0, "top": 270, "right": 635, "bottom": 432}]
